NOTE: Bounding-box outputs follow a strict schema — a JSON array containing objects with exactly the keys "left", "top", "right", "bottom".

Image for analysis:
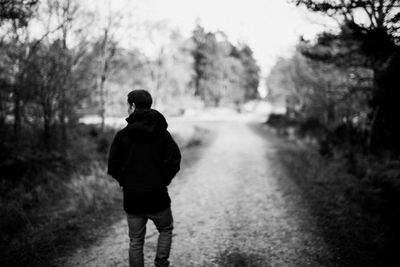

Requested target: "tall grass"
[{"left": 0, "top": 125, "right": 121, "bottom": 267}]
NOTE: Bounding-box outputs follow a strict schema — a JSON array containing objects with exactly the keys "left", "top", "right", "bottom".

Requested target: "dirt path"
[{"left": 60, "top": 118, "right": 334, "bottom": 267}]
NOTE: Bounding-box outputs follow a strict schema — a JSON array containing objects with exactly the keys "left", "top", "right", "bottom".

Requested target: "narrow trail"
[{"left": 61, "top": 118, "right": 334, "bottom": 267}]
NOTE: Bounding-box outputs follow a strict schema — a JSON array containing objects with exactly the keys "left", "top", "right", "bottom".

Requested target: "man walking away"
[{"left": 107, "top": 89, "right": 181, "bottom": 267}]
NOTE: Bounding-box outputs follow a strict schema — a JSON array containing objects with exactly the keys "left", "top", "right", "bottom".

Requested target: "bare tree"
[
  {"left": 0, "top": 0, "right": 73, "bottom": 140},
  {"left": 96, "top": 17, "right": 119, "bottom": 131}
]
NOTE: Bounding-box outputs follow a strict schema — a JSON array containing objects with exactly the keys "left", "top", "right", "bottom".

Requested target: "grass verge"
[{"left": 252, "top": 123, "right": 400, "bottom": 267}]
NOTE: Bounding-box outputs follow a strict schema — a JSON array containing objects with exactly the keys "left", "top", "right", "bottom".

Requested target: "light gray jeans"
[{"left": 127, "top": 207, "right": 173, "bottom": 267}]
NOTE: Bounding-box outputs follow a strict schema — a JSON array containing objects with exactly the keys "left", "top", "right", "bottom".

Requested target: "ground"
[{"left": 59, "top": 111, "right": 336, "bottom": 267}]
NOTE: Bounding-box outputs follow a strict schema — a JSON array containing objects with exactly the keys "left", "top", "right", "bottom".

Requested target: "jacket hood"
[{"left": 125, "top": 108, "right": 168, "bottom": 138}]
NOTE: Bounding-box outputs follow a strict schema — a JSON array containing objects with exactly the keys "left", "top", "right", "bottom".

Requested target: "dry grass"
[{"left": 0, "top": 164, "right": 123, "bottom": 267}]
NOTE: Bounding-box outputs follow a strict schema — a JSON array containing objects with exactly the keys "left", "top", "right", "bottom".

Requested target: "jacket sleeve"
[
  {"left": 107, "top": 132, "right": 124, "bottom": 186},
  {"left": 162, "top": 131, "right": 181, "bottom": 185}
]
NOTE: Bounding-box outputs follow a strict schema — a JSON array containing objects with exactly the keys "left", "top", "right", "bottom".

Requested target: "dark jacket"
[{"left": 107, "top": 108, "right": 181, "bottom": 214}]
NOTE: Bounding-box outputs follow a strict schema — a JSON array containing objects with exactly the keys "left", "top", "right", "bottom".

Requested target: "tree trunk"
[
  {"left": 40, "top": 87, "right": 54, "bottom": 148},
  {"left": 214, "top": 97, "right": 220, "bottom": 107},
  {"left": 60, "top": 28, "right": 69, "bottom": 143},
  {"left": 98, "top": 28, "right": 111, "bottom": 132},
  {"left": 13, "top": 87, "right": 21, "bottom": 140},
  {"left": 99, "top": 73, "right": 106, "bottom": 132},
  {"left": 367, "top": 64, "right": 384, "bottom": 150},
  {"left": 367, "top": 105, "right": 379, "bottom": 149},
  {"left": 0, "top": 90, "right": 6, "bottom": 130},
  {"left": 59, "top": 90, "right": 68, "bottom": 143},
  {"left": 44, "top": 118, "right": 51, "bottom": 148}
]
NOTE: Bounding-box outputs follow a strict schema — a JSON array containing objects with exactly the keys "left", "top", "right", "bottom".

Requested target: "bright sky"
[{"left": 88, "top": 0, "right": 335, "bottom": 76}]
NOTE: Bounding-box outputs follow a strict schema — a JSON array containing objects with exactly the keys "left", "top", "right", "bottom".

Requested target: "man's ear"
[{"left": 128, "top": 103, "right": 135, "bottom": 115}]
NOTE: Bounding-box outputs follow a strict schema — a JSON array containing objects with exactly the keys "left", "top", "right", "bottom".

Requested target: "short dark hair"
[{"left": 127, "top": 89, "right": 152, "bottom": 109}]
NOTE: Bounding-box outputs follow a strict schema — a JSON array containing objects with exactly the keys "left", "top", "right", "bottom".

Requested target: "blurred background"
[{"left": 1, "top": 0, "right": 400, "bottom": 266}]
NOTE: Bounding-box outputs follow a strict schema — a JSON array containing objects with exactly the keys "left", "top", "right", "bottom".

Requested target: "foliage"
[
  {"left": 0, "top": 0, "right": 38, "bottom": 27},
  {"left": 268, "top": 47, "right": 372, "bottom": 130},
  {"left": 191, "top": 24, "right": 260, "bottom": 107},
  {"left": 293, "top": 0, "right": 400, "bottom": 41},
  {"left": 275, "top": 0, "right": 400, "bottom": 153},
  {"left": 232, "top": 44, "right": 261, "bottom": 100},
  {"left": 0, "top": 0, "right": 92, "bottom": 146}
]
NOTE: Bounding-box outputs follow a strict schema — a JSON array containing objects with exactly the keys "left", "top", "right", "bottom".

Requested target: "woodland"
[{"left": 0, "top": 1, "right": 260, "bottom": 265}]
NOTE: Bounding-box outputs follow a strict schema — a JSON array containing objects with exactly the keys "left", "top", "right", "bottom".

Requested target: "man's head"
[{"left": 127, "top": 90, "right": 153, "bottom": 112}]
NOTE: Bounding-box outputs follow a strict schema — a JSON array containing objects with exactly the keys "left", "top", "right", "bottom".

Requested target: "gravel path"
[{"left": 61, "top": 119, "right": 333, "bottom": 267}]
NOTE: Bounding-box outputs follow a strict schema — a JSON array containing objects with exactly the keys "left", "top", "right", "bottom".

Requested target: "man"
[{"left": 107, "top": 89, "right": 181, "bottom": 267}]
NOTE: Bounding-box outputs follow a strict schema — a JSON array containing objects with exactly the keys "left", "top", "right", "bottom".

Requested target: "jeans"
[{"left": 127, "top": 207, "right": 173, "bottom": 267}]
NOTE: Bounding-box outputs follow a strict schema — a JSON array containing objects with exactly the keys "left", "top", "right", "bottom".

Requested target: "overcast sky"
[{"left": 89, "top": 0, "right": 335, "bottom": 76}]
